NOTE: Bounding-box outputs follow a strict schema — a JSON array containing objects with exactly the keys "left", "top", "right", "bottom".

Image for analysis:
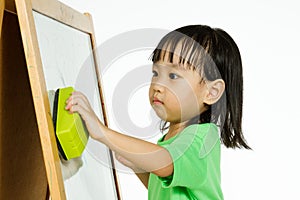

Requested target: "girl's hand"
[{"left": 65, "top": 91, "right": 103, "bottom": 140}]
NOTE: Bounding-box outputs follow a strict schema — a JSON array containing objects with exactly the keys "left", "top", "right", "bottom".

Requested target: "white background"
[{"left": 59, "top": 0, "right": 300, "bottom": 199}]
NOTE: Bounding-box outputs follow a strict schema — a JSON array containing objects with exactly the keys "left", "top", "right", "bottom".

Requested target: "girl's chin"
[{"left": 152, "top": 106, "right": 168, "bottom": 121}]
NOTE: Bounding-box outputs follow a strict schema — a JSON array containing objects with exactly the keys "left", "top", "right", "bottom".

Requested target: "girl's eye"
[
  {"left": 169, "top": 73, "right": 179, "bottom": 79},
  {"left": 152, "top": 70, "right": 158, "bottom": 77}
]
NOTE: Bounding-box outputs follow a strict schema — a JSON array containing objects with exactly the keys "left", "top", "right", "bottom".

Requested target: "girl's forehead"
[
  {"left": 153, "top": 61, "right": 177, "bottom": 68},
  {"left": 153, "top": 62, "right": 183, "bottom": 71}
]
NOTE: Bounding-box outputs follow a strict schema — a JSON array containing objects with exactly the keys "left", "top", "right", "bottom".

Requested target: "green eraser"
[{"left": 52, "top": 87, "right": 89, "bottom": 160}]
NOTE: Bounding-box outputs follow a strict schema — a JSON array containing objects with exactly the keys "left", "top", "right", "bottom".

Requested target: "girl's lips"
[{"left": 153, "top": 97, "right": 163, "bottom": 105}]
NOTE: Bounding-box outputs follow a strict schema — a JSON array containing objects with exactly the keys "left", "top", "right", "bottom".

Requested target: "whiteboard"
[{"left": 32, "top": 11, "right": 118, "bottom": 200}]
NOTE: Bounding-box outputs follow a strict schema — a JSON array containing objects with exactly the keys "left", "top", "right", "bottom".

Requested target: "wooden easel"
[
  {"left": 0, "top": 0, "right": 48, "bottom": 199},
  {"left": 1, "top": 0, "right": 120, "bottom": 199},
  {"left": 0, "top": 0, "right": 4, "bottom": 37}
]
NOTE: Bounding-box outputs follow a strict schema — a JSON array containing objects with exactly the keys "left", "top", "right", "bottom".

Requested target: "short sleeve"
[{"left": 158, "top": 123, "right": 219, "bottom": 189}]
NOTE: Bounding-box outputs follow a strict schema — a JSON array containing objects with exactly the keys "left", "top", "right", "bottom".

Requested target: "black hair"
[{"left": 150, "top": 25, "right": 250, "bottom": 149}]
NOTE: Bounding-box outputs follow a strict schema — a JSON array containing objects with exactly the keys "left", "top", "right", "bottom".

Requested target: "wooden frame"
[
  {"left": 0, "top": 1, "right": 4, "bottom": 37},
  {"left": 14, "top": 0, "right": 120, "bottom": 199},
  {"left": 1, "top": 1, "right": 48, "bottom": 199}
]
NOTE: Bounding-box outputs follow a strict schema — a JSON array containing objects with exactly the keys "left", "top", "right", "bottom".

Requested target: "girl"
[{"left": 66, "top": 25, "right": 250, "bottom": 199}]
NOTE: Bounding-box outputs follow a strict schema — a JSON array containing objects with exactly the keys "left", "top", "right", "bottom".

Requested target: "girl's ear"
[{"left": 203, "top": 79, "right": 225, "bottom": 105}]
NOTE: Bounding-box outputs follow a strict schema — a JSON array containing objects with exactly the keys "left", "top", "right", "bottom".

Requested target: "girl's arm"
[
  {"left": 65, "top": 91, "right": 173, "bottom": 178},
  {"left": 116, "top": 154, "right": 149, "bottom": 188},
  {"left": 135, "top": 172, "right": 150, "bottom": 188}
]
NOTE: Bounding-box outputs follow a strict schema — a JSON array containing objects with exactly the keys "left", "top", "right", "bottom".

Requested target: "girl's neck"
[{"left": 165, "top": 121, "right": 188, "bottom": 140}]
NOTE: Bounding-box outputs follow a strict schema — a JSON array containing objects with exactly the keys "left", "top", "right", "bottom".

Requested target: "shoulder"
[
  {"left": 178, "top": 123, "right": 220, "bottom": 158},
  {"left": 181, "top": 123, "right": 218, "bottom": 139},
  {"left": 160, "top": 123, "right": 218, "bottom": 146},
  {"left": 160, "top": 123, "right": 219, "bottom": 158}
]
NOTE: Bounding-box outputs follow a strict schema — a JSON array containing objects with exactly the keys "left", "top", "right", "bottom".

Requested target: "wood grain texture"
[
  {"left": 4, "top": 0, "right": 16, "bottom": 14},
  {"left": 15, "top": 0, "right": 66, "bottom": 199},
  {"left": 0, "top": 11, "right": 47, "bottom": 200},
  {"left": 0, "top": 0, "right": 4, "bottom": 37}
]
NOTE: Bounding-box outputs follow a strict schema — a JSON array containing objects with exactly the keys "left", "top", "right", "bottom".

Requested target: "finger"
[
  {"left": 71, "top": 91, "right": 90, "bottom": 105},
  {"left": 65, "top": 92, "right": 91, "bottom": 111},
  {"left": 66, "top": 91, "right": 88, "bottom": 105},
  {"left": 67, "top": 103, "right": 77, "bottom": 114},
  {"left": 67, "top": 96, "right": 90, "bottom": 111},
  {"left": 67, "top": 104, "right": 86, "bottom": 116},
  {"left": 65, "top": 96, "right": 78, "bottom": 110}
]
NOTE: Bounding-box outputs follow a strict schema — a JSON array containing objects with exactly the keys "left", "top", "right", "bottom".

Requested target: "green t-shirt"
[{"left": 148, "top": 123, "right": 223, "bottom": 200}]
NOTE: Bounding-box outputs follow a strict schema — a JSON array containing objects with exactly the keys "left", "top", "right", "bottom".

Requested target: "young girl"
[{"left": 66, "top": 25, "right": 250, "bottom": 199}]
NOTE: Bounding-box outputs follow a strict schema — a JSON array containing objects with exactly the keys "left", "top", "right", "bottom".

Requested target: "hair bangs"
[{"left": 150, "top": 32, "right": 208, "bottom": 73}]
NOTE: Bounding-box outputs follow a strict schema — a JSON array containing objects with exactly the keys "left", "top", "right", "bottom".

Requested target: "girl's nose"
[{"left": 152, "top": 82, "right": 165, "bottom": 93}]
